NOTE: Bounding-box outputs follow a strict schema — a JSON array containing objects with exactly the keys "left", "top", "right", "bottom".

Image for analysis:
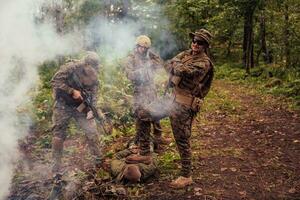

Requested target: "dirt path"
[
  {"left": 10, "top": 80, "right": 300, "bottom": 200},
  {"left": 145, "top": 80, "right": 300, "bottom": 199}
]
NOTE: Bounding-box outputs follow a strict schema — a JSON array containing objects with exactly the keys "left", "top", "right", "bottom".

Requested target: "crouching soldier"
[
  {"left": 51, "top": 51, "right": 103, "bottom": 172},
  {"left": 110, "top": 145, "right": 159, "bottom": 184}
]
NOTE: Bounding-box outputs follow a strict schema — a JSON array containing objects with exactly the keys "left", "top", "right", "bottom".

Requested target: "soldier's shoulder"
[
  {"left": 60, "top": 60, "right": 84, "bottom": 72},
  {"left": 198, "top": 54, "right": 213, "bottom": 67},
  {"left": 122, "top": 52, "right": 134, "bottom": 61},
  {"left": 175, "top": 50, "right": 191, "bottom": 59}
]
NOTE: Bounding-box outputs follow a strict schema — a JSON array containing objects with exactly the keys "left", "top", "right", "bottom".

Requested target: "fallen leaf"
[
  {"left": 288, "top": 188, "right": 296, "bottom": 193},
  {"left": 195, "top": 192, "right": 202, "bottom": 196},
  {"left": 239, "top": 191, "right": 247, "bottom": 197},
  {"left": 194, "top": 187, "right": 202, "bottom": 192},
  {"left": 221, "top": 167, "right": 227, "bottom": 172},
  {"left": 230, "top": 167, "right": 237, "bottom": 172}
]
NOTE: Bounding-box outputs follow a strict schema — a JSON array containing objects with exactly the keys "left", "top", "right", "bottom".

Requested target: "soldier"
[
  {"left": 140, "top": 29, "right": 214, "bottom": 188},
  {"left": 123, "top": 35, "right": 170, "bottom": 157},
  {"left": 51, "top": 51, "right": 103, "bottom": 172},
  {"left": 110, "top": 145, "right": 159, "bottom": 184},
  {"left": 165, "top": 29, "right": 214, "bottom": 188}
]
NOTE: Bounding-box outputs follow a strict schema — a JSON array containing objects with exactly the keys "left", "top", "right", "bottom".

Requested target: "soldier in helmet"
[
  {"left": 123, "top": 35, "right": 170, "bottom": 160},
  {"left": 51, "top": 51, "right": 103, "bottom": 172}
]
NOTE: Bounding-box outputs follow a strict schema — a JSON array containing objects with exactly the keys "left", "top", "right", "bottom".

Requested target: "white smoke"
[
  {"left": 0, "top": 0, "right": 178, "bottom": 198},
  {"left": 0, "top": 0, "right": 81, "bottom": 199},
  {"left": 86, "top": 17, "right": 140, "bottom": 63}
]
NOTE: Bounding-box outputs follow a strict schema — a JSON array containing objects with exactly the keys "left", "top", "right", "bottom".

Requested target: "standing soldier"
[
  {"left": 51, "top": 51, "right": 103, "bottom": 172},
  {"left": 123, "top": 35, "right": 169, "bottom": 158},
  {"left": 164, "top": 29, "right": 214, "bottom": 188}
]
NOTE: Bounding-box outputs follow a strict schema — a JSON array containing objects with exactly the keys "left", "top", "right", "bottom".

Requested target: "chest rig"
[{"left": 170, "top": 52, "right": 213, "bottom": 110}]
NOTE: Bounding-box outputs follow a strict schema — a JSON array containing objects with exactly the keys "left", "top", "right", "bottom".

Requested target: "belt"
[{"left": 174, "top": 93, "right": 203, "bottom": 109}]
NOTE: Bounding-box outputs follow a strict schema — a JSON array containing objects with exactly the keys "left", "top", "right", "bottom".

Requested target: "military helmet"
[
  {"left": 84, "top": 51, "right": 100, "bottom": 68},
  {"left": 189, "top": 29, "right": 213, "bottom": 47},
  {"left": 136, "top": 35, "right": 151, "bottom": 48}
]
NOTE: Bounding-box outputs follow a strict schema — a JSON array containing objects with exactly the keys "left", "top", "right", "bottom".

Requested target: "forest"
[{"left": 0, "top": 0, "right": 299, "bottom": 199}]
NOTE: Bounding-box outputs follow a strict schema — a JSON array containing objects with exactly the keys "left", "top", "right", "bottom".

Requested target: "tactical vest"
[{"left": 170, "top": 52, "right": 214, "bottom": 110}]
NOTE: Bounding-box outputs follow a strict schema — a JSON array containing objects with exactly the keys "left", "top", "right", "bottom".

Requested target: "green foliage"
[
  {"left": 158, "top": 151, "right": 180, "bottom": 173},
  {"left": 98, "top": 59, "right": 134, "bottom": 132},
  {"left": 33, "top": 60, "right": 59, "bottom": 132},
  {"left": 215, "top": 63, "right": 300, "bottom": 108}
]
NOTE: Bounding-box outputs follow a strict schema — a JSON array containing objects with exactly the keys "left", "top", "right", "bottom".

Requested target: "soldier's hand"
[
  {"left": 86, "top": 111, "right": 94, "bottom": 120},
  {"left": 72, "top": 89, "right": 83, "bottom": 101}
]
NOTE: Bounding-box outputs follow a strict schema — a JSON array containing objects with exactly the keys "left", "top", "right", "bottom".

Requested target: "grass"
[{"left": 215, "top": 63, "right": 300, "bottom": 109}]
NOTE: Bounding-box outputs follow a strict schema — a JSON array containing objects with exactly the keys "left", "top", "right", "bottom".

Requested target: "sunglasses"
[{"left": 192, "top": 39, "right": 206, "bottom": 46}]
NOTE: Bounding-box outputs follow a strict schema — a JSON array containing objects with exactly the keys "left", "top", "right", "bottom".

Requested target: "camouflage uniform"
[
  {"left": 164, "top": 49, "right": 214, "bottom": 177},
  {"left": 110, "top": 149, "right": 158, "bottom": 183},
  {"left": 124, "top": 50, "right": 163, "bottom": 156},
  {"left": 51, "top": 59, "right": 102, "bottom": 172}
]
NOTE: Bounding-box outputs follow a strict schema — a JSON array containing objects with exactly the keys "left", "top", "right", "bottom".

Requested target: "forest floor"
[{"left": 10, "top": 79, "right": 300, "bottom": 200}]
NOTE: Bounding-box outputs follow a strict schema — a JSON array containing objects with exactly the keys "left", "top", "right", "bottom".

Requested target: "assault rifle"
[{"left": 71, "top": 72, "right": 108, "bottom": 135}]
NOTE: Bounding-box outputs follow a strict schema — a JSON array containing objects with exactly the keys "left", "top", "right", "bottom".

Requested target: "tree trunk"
[
  {"left": 243, "top": 11, "right": 254, "bottom": 73},
  {"left": 283, "top": 2, "right": 290, "bottom": 67},
  {"left": 257, "top": 9, "right": 271, "bottom": 64},
  {"left": 243, "top": 2, "right": 257, "bottom": 73}
]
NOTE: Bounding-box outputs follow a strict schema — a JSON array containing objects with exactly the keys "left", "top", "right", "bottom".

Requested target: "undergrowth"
[{"left": 215, "top": 63, "right": 300, "bottom": 109}]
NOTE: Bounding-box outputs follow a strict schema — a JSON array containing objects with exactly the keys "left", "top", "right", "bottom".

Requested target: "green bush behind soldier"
[
  {"left": 51, "top": 51, "right": 103, "bottom": 173},
  {"left": 141, "top": 29, "right": 214, "bottom": 188},
  {"left": 123, "top": 35, "right": 171, "bottom": 157}
]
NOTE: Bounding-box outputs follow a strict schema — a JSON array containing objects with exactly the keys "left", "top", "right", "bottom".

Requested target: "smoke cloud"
[
  {"left": 0, "top": 0, "right": 178, "bottom": 199},
  {"left": 0, "top": 0, "right": 81, "bottom": 199}
]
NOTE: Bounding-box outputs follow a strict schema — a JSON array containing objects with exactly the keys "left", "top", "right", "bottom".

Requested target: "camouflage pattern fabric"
[
  {"left": 124, "top": 50, "right": 163, "bottom": 155},
  {"left": 110, "top": 149, "right": 158, "bottom": 183},
  {"left": 170, "top": 102, "right": 195, "bottom": 177}
]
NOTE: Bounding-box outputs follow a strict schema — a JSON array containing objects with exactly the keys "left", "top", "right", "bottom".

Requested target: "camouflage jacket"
[
  {"left": 123, "top": 50, "right": 163, "bottom": 110},
  {"left": 51, "top": 60, "right": 99, "bottom": 107},
  {"left": 165, "top": 50, "right": 214, "bottom": 100},
  {"left": 110, "top": 149, "right": 158, "bottom": 183}
]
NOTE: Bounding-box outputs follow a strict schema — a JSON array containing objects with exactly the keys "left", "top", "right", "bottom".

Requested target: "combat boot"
[{"left": 169, "top": 176, "right": 193, "bottom": 188}]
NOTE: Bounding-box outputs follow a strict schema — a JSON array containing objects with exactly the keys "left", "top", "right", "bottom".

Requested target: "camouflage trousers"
[
  {"left": 135, "top": 118, "right": 151, "bottom": 156},
  {"left": 52, "top": 100, "right": 102, "bottom": 171},
  {"left": 141, "top": 97, "right": 196, "bottom": 177},
  {"left": 170, "top": 102, "right": 195, "bottom": 177},
  {"left": 134, "top": 106, "right": 162, "bottom": 155}
]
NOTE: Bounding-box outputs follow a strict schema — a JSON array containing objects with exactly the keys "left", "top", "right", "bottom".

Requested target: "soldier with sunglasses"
[{"left": 162, "top": 29, "right": 214, "bottom": 188}]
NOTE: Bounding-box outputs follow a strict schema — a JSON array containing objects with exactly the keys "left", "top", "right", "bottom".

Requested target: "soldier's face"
[
  {"left": 191, "top": 38, "right": 205, "bottom": 53},
  {"left": 137, "top": 45, "right": 148, "bottom": 56}
]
